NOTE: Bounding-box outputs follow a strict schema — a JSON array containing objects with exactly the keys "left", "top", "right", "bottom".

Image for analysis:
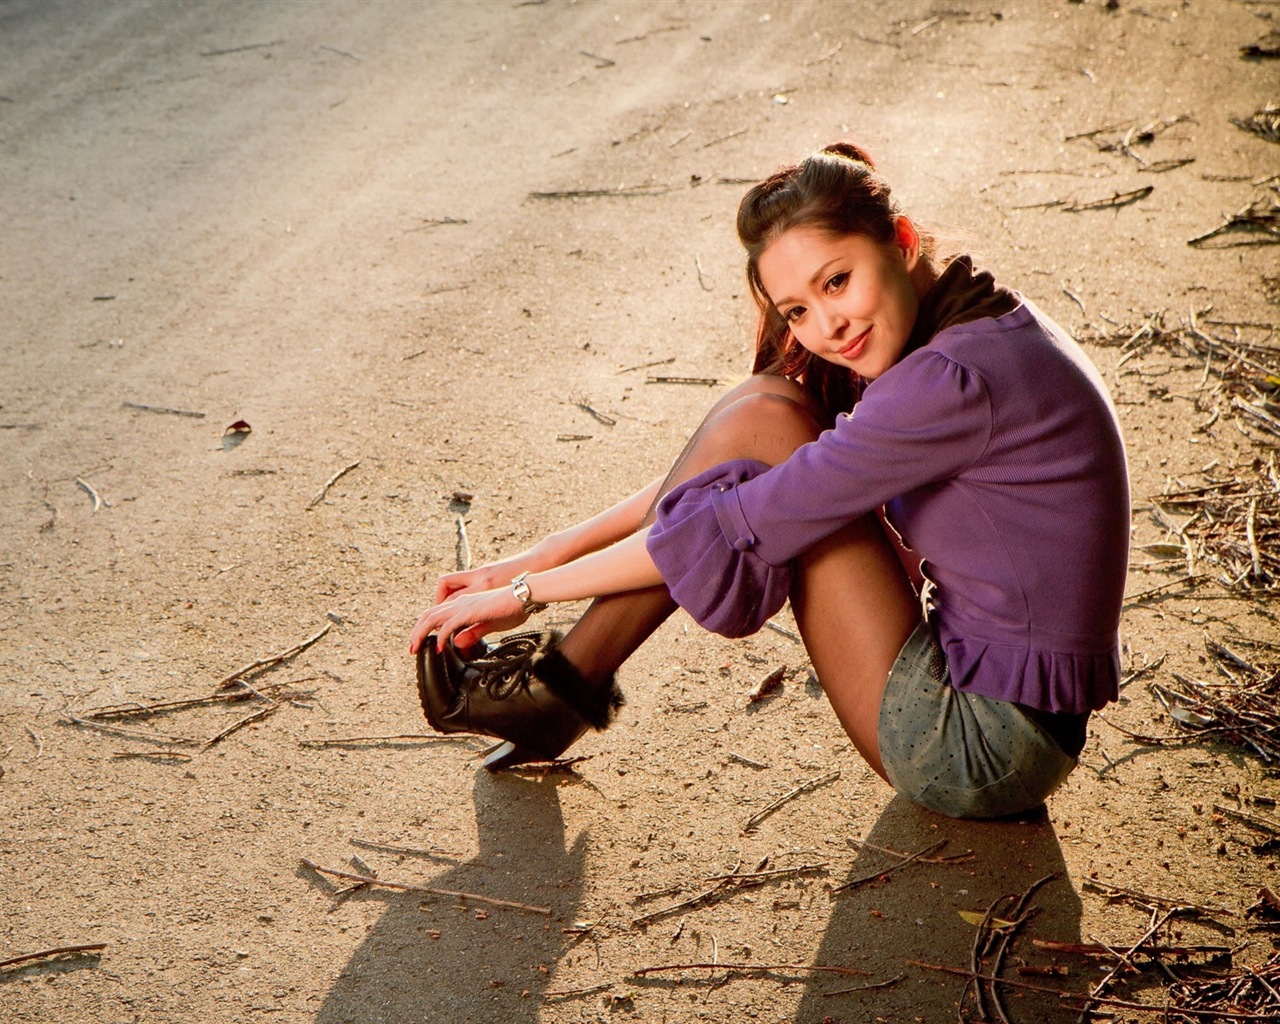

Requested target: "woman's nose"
[{"left": 817, "top": 303, "right": 847, "bottom": 339}]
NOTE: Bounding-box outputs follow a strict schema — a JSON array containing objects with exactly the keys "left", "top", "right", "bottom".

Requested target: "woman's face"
[{"left": 756, "top": 220, "right": 922, "bottom": 380}]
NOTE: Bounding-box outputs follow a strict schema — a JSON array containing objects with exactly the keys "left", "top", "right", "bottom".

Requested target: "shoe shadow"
[
  {"left": 790, "top": 794, "right": 1083, "bottom": 1023},
  {"left": 310, "top": 772, "right": 587, "bottom": 1024}
]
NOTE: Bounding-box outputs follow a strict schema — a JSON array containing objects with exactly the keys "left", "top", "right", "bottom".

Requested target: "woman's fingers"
[
  {"left": 408, "top": 588, "right": 525, "bottom": 654},
  {"left": 434, "top": 566, "right": 510, "bottom": 604},
  {"left": 434, "top": 573, "right": 473, "bottom": 605}
]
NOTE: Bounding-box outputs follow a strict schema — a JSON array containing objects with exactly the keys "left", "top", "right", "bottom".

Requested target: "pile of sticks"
[
  {"left": 1156, "top": 469, "right": 1278, "bottom": 591},
  {"left": 1232, "top": 103, "right": 1280, "bottom": 145},
  {"left": 1137, "top": 948, "right": 1280, "bottom": 1022},
  {"left": 1082, "top": 308, "right": 1279, "bottom": 591},
  {"left": 1084, "top": 307, "right": 1278, "bottom": 431},
  {"left": 919, "top": 881, "right": 1280, "bottom": 1022},
  {"left": 1147, "top": 637, "right": 1280, "bottom": 765}
]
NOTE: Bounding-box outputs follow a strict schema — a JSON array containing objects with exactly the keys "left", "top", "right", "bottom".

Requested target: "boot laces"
[{"left": 464, "top": 631, "right": 546, "bottom": 701}]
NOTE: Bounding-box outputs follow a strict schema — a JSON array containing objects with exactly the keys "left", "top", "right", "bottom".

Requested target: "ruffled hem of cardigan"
[
  {"left": 941, "top": 633, "right": 1120, "bottom": 714},
  {"left": 647, "top": 460, "right": 789, "bottom": 638}
]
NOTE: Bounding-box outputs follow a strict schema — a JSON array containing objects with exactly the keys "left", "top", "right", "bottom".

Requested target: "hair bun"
[{"left": 819, "top": 141, "right": 876, "bottom": 170}]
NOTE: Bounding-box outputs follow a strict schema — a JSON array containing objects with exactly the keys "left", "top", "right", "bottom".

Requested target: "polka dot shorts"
[{"left": 877, "top": 620, "right": 1078, "bottom": 819}]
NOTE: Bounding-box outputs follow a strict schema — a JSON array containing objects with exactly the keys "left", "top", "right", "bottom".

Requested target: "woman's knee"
[
  {"left": 713, "top": 374, "right": 823, "bottom": 421},
  {"left": 698, "top": 389, "right": 822, "bottom": 466}
]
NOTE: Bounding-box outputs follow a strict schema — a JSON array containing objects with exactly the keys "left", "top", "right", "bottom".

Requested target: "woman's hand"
[
  {"left": 408, "top": 527, "right": 663, "bottom": 657},
  {"left": 408, "top": 585, "right": 527, "bottom": 655},
  {"left": 433, "top": 561, "right": 528, "bottom": 605}
]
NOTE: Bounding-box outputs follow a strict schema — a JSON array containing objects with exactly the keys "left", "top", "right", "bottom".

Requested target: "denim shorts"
[{"left": 877, "top": 621, "right": 1078, "bottom": 819}]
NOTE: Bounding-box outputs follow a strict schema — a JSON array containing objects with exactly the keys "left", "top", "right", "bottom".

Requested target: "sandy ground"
[{"left": 2, "top": 1, "right": 1278, "bottom": 1022}]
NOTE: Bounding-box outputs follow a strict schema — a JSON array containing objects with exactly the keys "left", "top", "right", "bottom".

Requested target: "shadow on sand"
[
  {"left": 789, "top": 794, "right": 1084, "bottom": 1023},
  {"left": 311, "top": 772, "right": 586, "bottom": 1024}
]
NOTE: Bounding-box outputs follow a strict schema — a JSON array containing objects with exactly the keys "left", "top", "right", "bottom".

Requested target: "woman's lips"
[{"left": 839, "top": 326, "right": 872, "bottom": 360}]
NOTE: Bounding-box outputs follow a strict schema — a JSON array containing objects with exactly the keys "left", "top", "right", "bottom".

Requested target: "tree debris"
[
  {"left": 645, "top": 375, "right": 719, "bottom": 386},
  {"left": 528, "top": 185, "right": 669, "bottom": 200},
  {"left": 74, "top": 477, "right": 104, "bottom": 512},
  {"left": 80, "top": 680, "right": 305, "bottom": 720},
  {"left": 216, "top": 624, "right": 331, "bottom": 690},
  {"left": 299, "top": 734, "right": 474, "bottom": 747},
  {"left": 747, "top": 665, "right": 785, "bottom": 703},
  {"left": 308, "top": 459, "right": 360, "bottom": 509},
  {"left": 0, "top": 944, "right": 107, "bottom": 970},
  {"left": 122, "top": 401, "right": 206, "bottom": 418},
  {"left": 1189, "top": 190, "right": 1280, "bottom": 247},
  {"left": 200, "top": 40, "right": 282, "bottom": 58},
  {"left": 832, "top": 839, "right": 948, "bottom": 894},
  {"left": 1064, "top": 185, "right": 1153, "bottom": 212},
  {"left": 744, "top": 770, "right": 839, "bottom": 831},
  {"left": 629, "top": 960, "right": 871, "bottom": 980},
  {"left": 1145, "top": 643, "right": 1280, "bottom": 765},
  {"left": 1240, "top": 33, "right": 1280, "bottom": 60},
  {"left": 301, "top": 857, "right": 551, "bottom": 914}
]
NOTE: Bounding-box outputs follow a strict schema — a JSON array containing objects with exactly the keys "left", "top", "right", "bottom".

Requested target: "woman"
[{"left": 408, "top": 142, "right": 1129, "bottom": 819}]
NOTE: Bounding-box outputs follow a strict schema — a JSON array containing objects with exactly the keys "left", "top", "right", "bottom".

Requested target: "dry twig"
[
  {"left": 203, "top": 700, "right": 283, "bottom": 749},
  {"left": 60, "top": 714, "right": 200, "bottom": 747},
  {"left": 122, "top": 401, "right": 205, "bottom": 418},
  {"left": 215, "top": 624, "right": 331, "bottom": 690},
  {"left": 0, "top": 943, "right": 107, "bottom": 969},
  {"left": 301, "top": 858, "right": 551, "bottom": 914},
  {"left": 1142, "top": 640, "right": 1280, "bottom": 764},
  {"left": 81, "top": 681, "right": 301, "bottom": 720},
  {"left": 630, "top": 961, "right": 870, "bottom": 979},
  {"left": 832, "top": 839, "right": 947, "bottom": 894},
  {"left": 1188, "top": 191, "right": 1280, "bottom": 247},
  {"left": 1231, "top": 103, "right": 1280, "bottom": 144},
  {"left": 747, "top": 666, "right": 785, "bottom": 702},
  {"left": 744, "top": 770, "right": 839, "bottom": 831},
  {"left": 308, "top": 459, "right": 360, "bottom": 509},
  {"left": 528, "top": 185, "right": 668, "bottom": 199},
  {"left": 75, "top": 477, "right": 103, "bottom": 512},
  {"left": 299, "top": 734, "right": 472, "bottom": 747}
]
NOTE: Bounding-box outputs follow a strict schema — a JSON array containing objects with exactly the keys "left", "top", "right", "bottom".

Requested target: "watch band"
[{"left": 511, "top": 572, "right": 548, "bottom": 615}]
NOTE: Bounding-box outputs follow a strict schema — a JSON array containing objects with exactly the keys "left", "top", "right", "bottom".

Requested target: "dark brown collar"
[{"left": 904, "top": 255, "right": 1019, "bottom": 357}]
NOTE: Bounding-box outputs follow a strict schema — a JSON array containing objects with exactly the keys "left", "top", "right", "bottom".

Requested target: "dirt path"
[{"left": 2, "top": 2, "right": 1277, "bottom": 1022}]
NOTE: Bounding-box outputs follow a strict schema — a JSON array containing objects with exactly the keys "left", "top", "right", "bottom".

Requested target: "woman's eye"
[
  {"left": 826, "top": 272, "right": 848, "bottom": 292},
  {"left": 784, "top": 306, "right": 806, "bottom": 323}
]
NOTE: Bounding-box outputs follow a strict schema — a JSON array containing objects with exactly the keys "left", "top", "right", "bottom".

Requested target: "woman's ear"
[{"left": 893, "top": 216, "right": 921, "bottom": 270}]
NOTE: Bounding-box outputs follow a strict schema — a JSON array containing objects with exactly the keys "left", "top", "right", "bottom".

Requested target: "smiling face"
[{"left": 756, "top": 219, "right": 924, "bottom": 380}]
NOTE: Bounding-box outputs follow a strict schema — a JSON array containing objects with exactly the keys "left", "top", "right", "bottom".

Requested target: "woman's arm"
[
  {"left": 431, "top": 476, "right": 662, "bottom": 604},
  {"left": 409, "top": 529, "right": 663, "bottom": 654}
]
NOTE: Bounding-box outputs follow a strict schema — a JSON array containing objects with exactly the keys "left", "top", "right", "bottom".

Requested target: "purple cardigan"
[{"left": 647, "top": 299, "right": 1129, "bottom": 714}]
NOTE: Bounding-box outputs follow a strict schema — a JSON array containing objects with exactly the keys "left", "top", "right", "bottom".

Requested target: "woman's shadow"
[
  {"left": 791, "top": 794, "right": 1083, "bottom": 1023},
  {"left": 311, "top": 771, "right": 587, "bottom": 1024}
]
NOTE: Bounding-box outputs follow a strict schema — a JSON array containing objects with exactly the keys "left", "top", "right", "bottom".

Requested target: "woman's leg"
[
  {"left": 790, "top": 520, "right": 918, "bottom": 780},
  {"left": 557, "top": 375, "right": 824, "bottom": 684},
  {"left": 557, "top": 374, "right": 919, "bottom": 784}
]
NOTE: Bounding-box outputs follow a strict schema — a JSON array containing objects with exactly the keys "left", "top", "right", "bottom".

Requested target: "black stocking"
[{"left": 557, "top": 378, "right": 824, "bottom": 688}]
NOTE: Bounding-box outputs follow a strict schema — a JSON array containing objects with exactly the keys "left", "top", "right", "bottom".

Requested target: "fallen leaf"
[{"left": 958, "top": 909, "right": 1019, "bottom": 929}]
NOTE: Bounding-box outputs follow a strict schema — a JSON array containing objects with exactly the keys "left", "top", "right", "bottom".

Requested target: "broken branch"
[{"left": 301, "top": 857, "right": 550, "bottom": 914}]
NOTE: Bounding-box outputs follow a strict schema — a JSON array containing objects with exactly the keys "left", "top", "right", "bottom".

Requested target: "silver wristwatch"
[{"left": 510, "top": 572, "right": 547, "bottom": 615}]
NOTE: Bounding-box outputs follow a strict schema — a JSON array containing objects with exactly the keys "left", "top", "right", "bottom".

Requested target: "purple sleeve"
[
  {"left": 646, "top": 460, "right": 791, "bottom": 637},
  {"left": 735, "top": 351, "right": 993, "bottom": 565},
  {"left": 646, "top": 351, "right": 992, "bottom": 636}
]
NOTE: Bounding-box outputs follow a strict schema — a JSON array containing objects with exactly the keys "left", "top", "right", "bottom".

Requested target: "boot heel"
[{"left": 482, "top": 741, "right": 540, "bottom": 772}]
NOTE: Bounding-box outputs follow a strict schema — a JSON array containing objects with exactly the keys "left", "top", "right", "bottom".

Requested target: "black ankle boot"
[{"left": 415, "top": 630, "right": 622, "bottom": 770}]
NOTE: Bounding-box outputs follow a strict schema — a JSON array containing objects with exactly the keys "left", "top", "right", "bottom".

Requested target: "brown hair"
[{"left": 738, "top": 142, "right": 929, "bottom": 422}]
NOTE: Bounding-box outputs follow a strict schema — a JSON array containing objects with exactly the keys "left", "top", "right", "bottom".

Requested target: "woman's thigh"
[{"left": 790, "top": 516, "right": 920, "bottom": 781}]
